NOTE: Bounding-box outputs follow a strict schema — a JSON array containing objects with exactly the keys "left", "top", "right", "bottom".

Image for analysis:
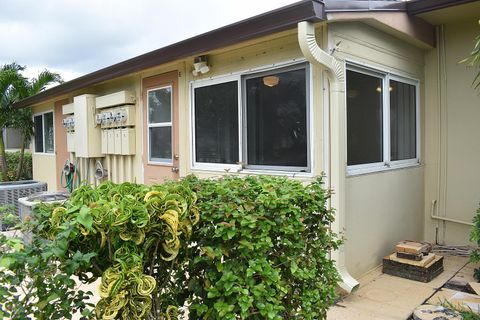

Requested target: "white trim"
[
  {"left": 189, "top": 60, "right": 313, "bottom": 173},
  {"left": 345, "top": 63, "right": 421, "bottom": 176},
  {"left": 146, "top": 85, "right": 173, "bottom": 165},
  {"left": 32, "top": 110, "right": 55, "bottom": 155}
]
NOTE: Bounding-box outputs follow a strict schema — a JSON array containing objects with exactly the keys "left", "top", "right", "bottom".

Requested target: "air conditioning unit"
[{"left": 18, "top": 192, "right": 70, "bottom": 222}]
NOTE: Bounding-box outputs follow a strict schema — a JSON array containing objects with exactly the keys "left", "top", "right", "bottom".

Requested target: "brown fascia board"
[
  {"left": 324, "top": 0, "right": 407, "bottom": 12},
  {"left": 407, "top": 0, "right": 480, "bottom": 15},
  {"left": 14, "top": 0, "right": 325, "bottom": 109}
]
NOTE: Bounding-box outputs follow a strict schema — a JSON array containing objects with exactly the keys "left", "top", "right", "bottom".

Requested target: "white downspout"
[{"left": 298, "top": 21, "right": 359, "bottom": 293}]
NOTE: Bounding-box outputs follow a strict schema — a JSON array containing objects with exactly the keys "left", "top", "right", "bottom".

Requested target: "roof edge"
[
  {"left": 14, "top": 0, "right": 325, "bottom": 109},
  {"left": 407, "top": 0, "right": 480, "bottom": 15}
]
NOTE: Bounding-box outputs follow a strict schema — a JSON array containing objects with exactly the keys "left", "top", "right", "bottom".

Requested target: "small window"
[
  {"left": 347, "top": 70, "right": 383, "bottom": 166},
  {"left": 148, "top": 86, "right": 173, "bottom": 163},
  {"left": 194, "top": 81, "right": 239, "bottom": 164},
  {"left": 346, "top": 65, "right": 419, "bottom": 174},
  {"left": 390, "top": 79, "right": 416, "bottom": 161},
  {"left": 33, "top": 111, "right": 54, "bottom": 154}
]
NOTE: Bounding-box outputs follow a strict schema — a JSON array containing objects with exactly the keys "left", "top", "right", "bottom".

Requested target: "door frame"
[{"left": 142, "top": 71, "right": 180, "bottom": 183}]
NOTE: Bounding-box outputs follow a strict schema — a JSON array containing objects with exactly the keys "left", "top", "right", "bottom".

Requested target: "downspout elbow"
[{"left": 298, "top": 20, "right": 359, "bottom": 293}]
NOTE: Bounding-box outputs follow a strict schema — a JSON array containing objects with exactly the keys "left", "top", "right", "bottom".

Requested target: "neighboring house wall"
[
  {"left": 329, "top": 22, "right": 426, "bottom": 276},
  {"left": 3, "top": 127, "right": 24, "bottom": 150},
  {"left": 424, "top": 17, "right": 480, "bottom": 245}
]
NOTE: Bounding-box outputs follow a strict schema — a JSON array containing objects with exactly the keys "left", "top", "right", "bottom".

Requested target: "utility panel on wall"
[
  {"left": 95, "top": 90, "right": 137, "bottom": 156},
  {"left": 74, "top": 94, "right": 103, "bottom": 158}
]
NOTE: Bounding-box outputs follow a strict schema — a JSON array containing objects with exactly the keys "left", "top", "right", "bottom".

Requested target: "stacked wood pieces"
[{"left": 383, "top": 240, "right": 443, "bottom": 282}]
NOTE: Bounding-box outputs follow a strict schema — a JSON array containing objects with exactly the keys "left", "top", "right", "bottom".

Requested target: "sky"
[{"left": 0, "top": 0, "right": 298, "bottom": 82}]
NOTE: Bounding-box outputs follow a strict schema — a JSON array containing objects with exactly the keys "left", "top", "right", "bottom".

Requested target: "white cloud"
[{"left": 0, "top": 0, "right": 297, "bottom": 81}]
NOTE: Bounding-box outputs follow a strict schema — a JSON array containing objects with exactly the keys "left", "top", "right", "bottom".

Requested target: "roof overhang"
[
  {"left": 407, "top": 0, "right": 480, "bottom": 15},
  {"left": 14, "top": 0, "right": 325, "bottom": 109}
]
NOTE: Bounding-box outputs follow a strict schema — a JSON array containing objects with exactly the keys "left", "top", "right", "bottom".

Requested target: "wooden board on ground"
[
  {"left": 396, "top": 240, "right": 430, "bottom": 255},
  {"left": 448, "top": 291, "right": 480, "bottom": 313},
  {"left": 412, "top": 304, "right": 462, "bottom": 320},
  {"left": 467, "top": 282, "right": 480, "bottom": 295},
  {"left": 389, "top": 253, "right": 435, "bottom": 267},
  {"left": 383, "top": 255, "right": 443, "bottom": 283},
  {"left": 396, "top": 251, "right": 423, "bottom": 261}
]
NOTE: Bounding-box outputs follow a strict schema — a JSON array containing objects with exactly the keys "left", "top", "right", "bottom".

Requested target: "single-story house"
[{"left": 14, "top": 0, "right": 480, "bottom": 292}]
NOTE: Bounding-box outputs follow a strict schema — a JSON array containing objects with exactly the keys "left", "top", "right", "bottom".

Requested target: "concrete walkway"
[{"left": 327, "top": 255, "right": 475, "bottom": 320}]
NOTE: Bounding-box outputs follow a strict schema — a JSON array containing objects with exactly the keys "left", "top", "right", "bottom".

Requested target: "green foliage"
[
  {"left": 461, "top": 20, "right": 480, "bottom": 91},
  {"left": 471, "top": 207, "right": 480, "bottom": 281},
  {"left": 0, "top": 175, "right": 340, "bottom": 319},
  {"left": 184, "top": 175, "right": 341, "bottom": 320},
  {"left": 0, "top": 151, "right": 32, "bottom": 181}
]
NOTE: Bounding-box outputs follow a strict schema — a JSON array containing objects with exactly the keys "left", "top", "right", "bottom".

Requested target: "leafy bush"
[
  {"left": 0, "top": 151, "right": 32, "bottom": 181},
  {"left": 0, "top": 175, "right": 340, "bottom": 319},
  {"left": 470, "top": 208, "right": 480, "bottom": 281},
  {"left": 185, "top": 175, "right": 340, "bottom": 319}
]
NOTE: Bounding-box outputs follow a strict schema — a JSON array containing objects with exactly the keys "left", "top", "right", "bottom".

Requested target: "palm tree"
[
  {"left": 461, "top": 21, "right": 480, "bottom": 91},
  {"left": 11, "top": 70, "right": 63, "bottom": 180},
  {"left": 0, "top": 63, "right": 62, "bottom": 181},
  {"left": 0, "top": 63, "right": 25, "bottom": 181}
]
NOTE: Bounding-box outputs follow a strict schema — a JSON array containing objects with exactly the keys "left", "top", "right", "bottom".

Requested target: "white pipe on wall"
[
  {"left": 298, "top": 21, "right": 359, "bottom": 293},
  {"left": 430, "top": 200, "right": 473, "bottom": 226}
]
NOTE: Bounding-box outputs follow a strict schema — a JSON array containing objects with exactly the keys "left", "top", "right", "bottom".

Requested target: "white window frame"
[
  {"left": 147, "top": 85, "right": 173, "bottom": 165},
  {"left": 191, "top": 74, "right": 243, "bottom": 172},
  {"left": 346, "top": 63, "right": 420, "bottom": 176},
  {"left": 32, "top": 110, "right": 55, "bottom": 155},
  {"left": 190, "top": 61, "right": 313, "bottom": 174}
]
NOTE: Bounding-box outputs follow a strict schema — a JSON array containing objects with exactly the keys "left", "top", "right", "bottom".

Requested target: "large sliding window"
[
  {"left": 33, "top": 111, "right": 54, "bottom": 154},
  {"left": 346, "top": 65, "right": 419, "bottom": 174},
  {"left": 148, "top": 86, "right": 173, "bottom": 163},
  {"left": 192, "top": 63, "right": 310, "bottom": 172}
]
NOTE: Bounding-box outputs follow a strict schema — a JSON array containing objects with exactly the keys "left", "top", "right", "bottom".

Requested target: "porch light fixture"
[
  {"left": 262, "top": 75, "right": 279, "bottom": 87},
  {"left": 192, "top": 55, "right": 210, "bottom": 76}
]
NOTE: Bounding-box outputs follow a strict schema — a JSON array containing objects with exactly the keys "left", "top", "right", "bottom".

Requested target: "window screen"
[
  {"left": 44, "top": 112, "right": 54, "bottom": 153},
  {"left": 346, "top": 70, "right": 384, "bottom": 166},
  {"left": 245, "top": 67, "right": 308, "bottom": 168},
  {"left": 194, "top": 81, "right": 239, "bottom": 164},
  {"left": 34, "top": 115, "right": 44, "bottom": 153},
  {"left": 390, "top": 80, "right": 416, "bottom": 161}
]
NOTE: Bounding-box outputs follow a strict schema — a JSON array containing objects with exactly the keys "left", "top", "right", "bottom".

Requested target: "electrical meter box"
[
  {"left": 62, "top": 103, "right": 74, "bottom": 115},
  {"left": 121, "top": 128, "right": 135, "bottom": 155},
  {"left": 67, "top": 132, "right": 75, "bottom": 152},
  {"left": 114, "top": 129, "right": 122, "bottom": 155},
  {"left": 95, "top": 90, "right": 136, "bottom": 109},
  {"left": 74, "top": 94, "right": 102, "bottom": 158}
]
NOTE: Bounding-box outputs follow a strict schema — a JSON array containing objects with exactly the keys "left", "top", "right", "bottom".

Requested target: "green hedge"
[
  {"left": 0, "top": 175, "right": 341, "bottom": 319},
  {"left": 0, "top": 151, "right": 32, "bottom": 181}
]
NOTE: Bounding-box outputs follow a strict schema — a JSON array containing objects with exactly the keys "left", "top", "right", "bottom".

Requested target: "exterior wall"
[
  {"left": 329, "top": 21, "right": 426, "bottom": 276},
  {"left": 424, "top": 18, "right": 480, "bottom": 245},
  {"left": 31, "top": 103, "right": 57, "bottom": 190},
  {"left": 177, "top": 28, "right": 327, "bottom": 180}
]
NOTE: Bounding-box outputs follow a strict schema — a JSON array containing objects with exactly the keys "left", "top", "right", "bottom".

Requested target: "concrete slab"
[{"left": 328, "top": 256, "right": 472, "bottom": 320}]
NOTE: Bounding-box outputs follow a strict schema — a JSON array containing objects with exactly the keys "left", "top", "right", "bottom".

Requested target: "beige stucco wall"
[
  {"left": 31, "top": 103, "right": 57, "bottom": 190},
  {"left": 31, "top": 28, "right": 327, "bottom": 188},
  {"left": 178, "top": 28, "right": 327, "bottom": 180},
  {"left": 329, "top": 22, "right": 426, "bottom": 276},
  {"left": 423, "top": 18, "right": 480, "bottom": 245}
]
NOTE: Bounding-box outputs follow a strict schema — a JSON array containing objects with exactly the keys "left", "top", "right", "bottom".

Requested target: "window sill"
[
  {"left": 33, "top": 152, "right": 55, "bottom": 156},
  {"left": 347, "top": 161, "right": 423, "bottom": 177},
  {"left": 190, "top": 166, "right": 314, "bottom": 178}
]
